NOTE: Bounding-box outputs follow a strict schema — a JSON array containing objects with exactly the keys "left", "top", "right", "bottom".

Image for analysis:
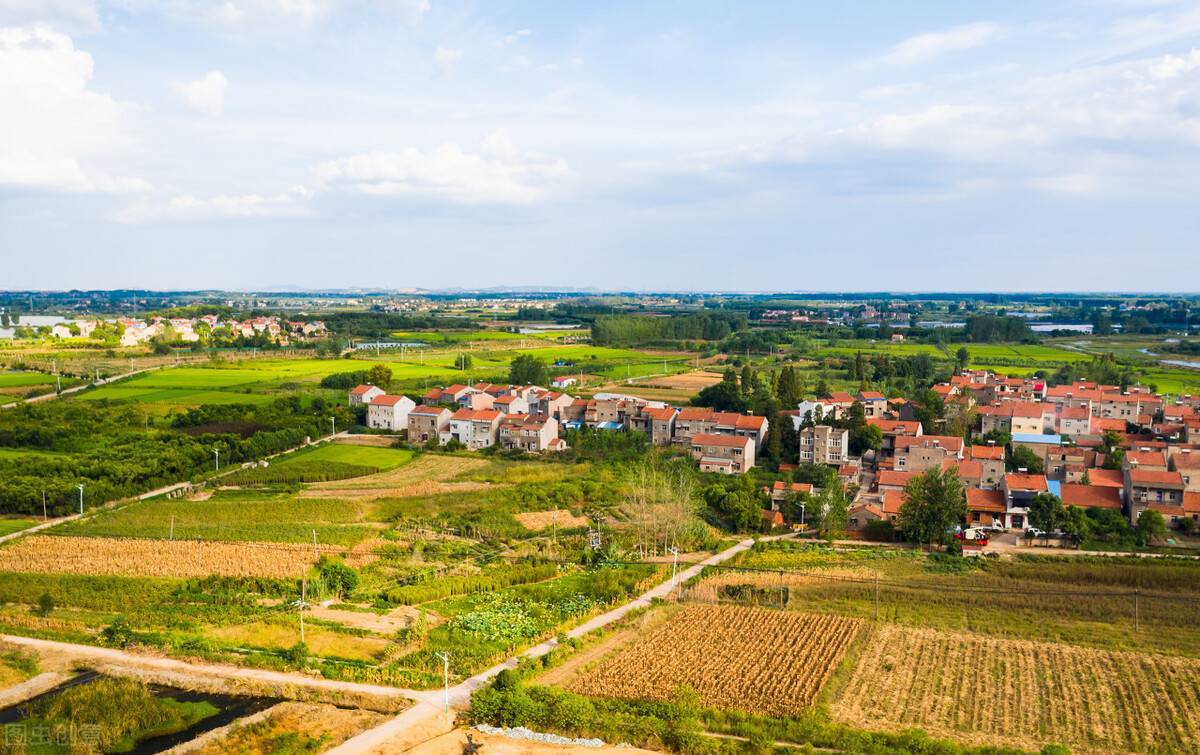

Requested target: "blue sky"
[{"left": 1, "top": 1, "right": 1199, "bottom": 291}]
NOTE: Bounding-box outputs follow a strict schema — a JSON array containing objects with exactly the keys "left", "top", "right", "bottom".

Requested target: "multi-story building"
[
  {"left": 690, "top": 433, "right": 756, "bottom": 474},
  {"left": 407, "top": 406, "right": 451, "bottom": 444},
  {"left": 349, "top": 384, "right": 385, "bottom": 406},
  {"left": 447, "top": 408, "right": 502, "bottom": 449},
  {"left": 498, "top": 414, "right": 563, "bottom": 452},
  {"left": 366, "top": 394, "right": 415, "bottom": 431},
  {"left": 798, "top": 425, "right": 848, "bottom": 465}
]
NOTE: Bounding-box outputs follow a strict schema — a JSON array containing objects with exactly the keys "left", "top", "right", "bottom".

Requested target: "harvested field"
[
  {"left": 685, "top": 568, "right": 876, "bottom": 604},
  {"left": 193, "top": 701, "right": 386, "bottom": 754},
  {"left": 0, "top": 535, "right": 343, "bottom": 578},
  {"left": 335, "top": 434, "right": 403, "bottom": 447},
  {"left": 513, "top": 509, "right": 589, "bottom": 531},
  {"left": 306, "top": 604, "right": 423, "bottom": 635},
  {"left": 568, "top": 605, "right": 862, "bottom": 716},
  {"left": 637, "top": 369, "right": 722, "bottom": 390},
  {"left": 301, "top": 454, "right": 490, "bottom": 500},
  {"left": 832, "top": 624, "right": 1200, "bottom": 754}
]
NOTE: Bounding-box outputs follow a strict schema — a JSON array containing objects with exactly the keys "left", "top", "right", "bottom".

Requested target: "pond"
[{"left": 0, "top": 672, "right": 279, "bottom": 753}]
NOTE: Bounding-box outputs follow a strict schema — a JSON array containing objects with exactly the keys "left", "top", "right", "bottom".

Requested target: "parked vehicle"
[
  {"left": 1027, "top": 527, "right": 1046, "bottom": 538},
  {"left": 955, "top": 527, "right": 990, "bottom": 546}
]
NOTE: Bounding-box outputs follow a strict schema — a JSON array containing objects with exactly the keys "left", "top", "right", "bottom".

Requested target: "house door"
[{"left": 1011, "top": 514, "right": 1024, "bottom": 529}]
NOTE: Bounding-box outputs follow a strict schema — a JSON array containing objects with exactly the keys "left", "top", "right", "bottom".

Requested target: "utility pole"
[
  {"left": 874, "top": 570, "right": 880, "bottom": 621},
  {"left": 76, "top": 484, "right": 84, "bottom": 515},
  {"left": 299, "top": 576, "right": 307, "bottom": 644},
  {"left": 330, "top": 416, "right": 336, "bottom": 437},
  {"left": 312, "top": 529, "right": 318, "bottom": 561},
  {"left": 435, "top": 651, "right": 450, "bottom": 719},
  {"left": 42, "top": 491, "right": 46, "bottom": 521},
  {"left": 1134, "top": 589, "right": 1140, "bottom": 633},
  {"left": 213, "top": 447, "right": 220, "bottom": 472},
  {"left": 170, "top": 515, "right": 175, "bottom": 541},
  {"left": 669, "top": 547, "right": 680, "bottom": 592}
]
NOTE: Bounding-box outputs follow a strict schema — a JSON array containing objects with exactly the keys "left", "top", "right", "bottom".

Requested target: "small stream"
[{"left": 0, "top": 672, "right": 279, "bottom": 753}]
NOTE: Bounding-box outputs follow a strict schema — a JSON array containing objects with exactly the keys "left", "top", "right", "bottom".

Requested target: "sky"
[{"left": 1, "top": 1, "right": 1199, "bottom": 292}]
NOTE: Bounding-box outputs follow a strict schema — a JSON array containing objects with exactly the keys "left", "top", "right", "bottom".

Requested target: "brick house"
[
  {"left": 366, "top": 394, "right": 415, "bottom": 431},
  {"left": 407, "top": 406, "right": 451, "bottom": 444},
  {"left": 690, "top": 433, "right": 756, "bottom": 474}
]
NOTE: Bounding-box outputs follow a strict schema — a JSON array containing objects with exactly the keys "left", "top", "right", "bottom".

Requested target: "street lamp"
[
  {"left": 76, "top": 484, "right": 84, "bottom": 516},
  {"left": 669, "top": 547, "right": 680, "bottom": 591},
  {"left": 800, "top": 502, "right": 806, "bottom": 528},
  {"left": 213, "top": 447, "right": 220, "bottom": 472},
  {"left": 330, "top": 416, "right": 336, "bottom": 436},
  {"left": 435, "top": 651, "right": 450, "bottom": 718}
]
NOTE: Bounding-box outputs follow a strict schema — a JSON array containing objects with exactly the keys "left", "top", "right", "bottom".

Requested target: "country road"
[
  {"left": 0, "top": 533, "right": 786, "bottom": 754},
  {"left": 0, "top": 365, "right": 164, "bottom": 410},
  {"left": 327, "top": 533, "right": 793, "bottom": 754}
]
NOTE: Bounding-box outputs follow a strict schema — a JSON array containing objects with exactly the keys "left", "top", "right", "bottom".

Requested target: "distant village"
[
  {"left": 0, "top": 314, "right": 326, "bottom": 347},
  {"left": 355, "top": 368, "right": 1200, "bottom": 536}
]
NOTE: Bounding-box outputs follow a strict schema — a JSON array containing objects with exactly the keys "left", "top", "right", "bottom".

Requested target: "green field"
[
  {"left": 0, "top": 519, "right": 37, "bottom": 537},
  {"left": 0, "top": 372, "right": 56, "bottom": 388},
  {"left": 271, "top": 442, "right": 413, "bottom": 470}
]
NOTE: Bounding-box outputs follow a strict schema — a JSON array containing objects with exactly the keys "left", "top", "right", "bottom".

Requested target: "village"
[{"left": 352, "top": 367, "right": 1200, "bottom": 541}]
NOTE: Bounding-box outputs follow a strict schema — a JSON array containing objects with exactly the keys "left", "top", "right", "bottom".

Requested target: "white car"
[{"left": 1026, "top": 527, "right": 1046, "bottom": 538}]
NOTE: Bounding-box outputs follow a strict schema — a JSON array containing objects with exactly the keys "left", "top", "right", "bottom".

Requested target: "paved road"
[
  {"left": 0, "top": 365, "right": 165, "bottom": 410},
  {"left": 328, "top": 533, "right": 790, "bottom": 754}
]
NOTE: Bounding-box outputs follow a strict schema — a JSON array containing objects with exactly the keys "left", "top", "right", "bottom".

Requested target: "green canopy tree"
[
  {"left": 508, "top": 354, "right": 547, "bottom": 384},
  {"left": 898, "top": 467, "right": 967, "bottom": 547},
  {"left": 1027, "top": 493, "right": 1064, "bottom": 532}
]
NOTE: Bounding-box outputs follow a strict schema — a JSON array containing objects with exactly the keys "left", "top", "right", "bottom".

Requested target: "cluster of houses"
[
  {"left": 349, "top": 366, "right": 1200, "bottom": 536},
  {"left": 833, "top": 370, "right": 1200, "bottom": 534},
  {"left": 348, "top": 382, "right": 769, "bottom": 466},
  {"left": 0, "top": 314, "right": 326, "bottom": 346},
  {"left": 115, "top": 315, "right": 326, "bottom": 346}
]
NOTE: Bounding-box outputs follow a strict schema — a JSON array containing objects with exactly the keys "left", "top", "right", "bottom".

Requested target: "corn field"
[
  {"left": 832, "top": 624, "right": 1200, "bottom": 754},
  {"left": 568, "top": 605, "right": 862, "bottom": 716},
  {"left": 0, "top": 535, "right": 338, "bottom": 578}
]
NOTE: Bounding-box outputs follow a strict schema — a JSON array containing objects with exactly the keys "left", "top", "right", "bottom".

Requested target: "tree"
[
  {"left": 456, "top": 353, "right": 474, "bottom": 371},
  {"left": 366, "top": 364, "right": 393, "bottom": 389},
  {"left": 509, "top": 354, "right": 548, "bottom": 385},
  {"left": 36, "top": 593, "right": 54, "bottom": 617},
  {"left": 693, "top": 381, "right": 748, "bottom": 412},
  {"left": 776, "top": 366, "right": 801, "bottom": 408},
  {"left": 1099, "top": 431, "right": 1126, "bottom": 470},
  {"left": 1080, "top": 468, "right": 1091, "bottom": 486},
  {"left": 1007, "top": 445, "right": 1044, "bottom": 474},
  {"left": 1060, "top": 505, "right": 1092, "bottom": 540},
  {"left": 1136, "top": 509, "right": 1168, "bottom": 545},
  {"left": 898, "top": 468, "right": 967, "bottom": 547},
  {"left": 100, "top": 616, "right": 135, "bottom": 648},
  {"left": 812, "top": 479, "right": 849, "bottom": 541},
  {"left": 740, "top": 365, "right": 753, "bottom": 395},
  {"left": 955, "top": 346, "right": 970, "bottom": 371},
  {"left": 1028, "top": 493, "right": 1064, "bottom": 532}
]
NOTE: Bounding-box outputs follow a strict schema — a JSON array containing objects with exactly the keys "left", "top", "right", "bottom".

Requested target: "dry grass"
[
  {"left": 513, "top": 509, "right": 589, "bottom": 531},
  {"left": 301, "top": 455, "right": 490, "bottom": 500},
  {"left": 335, "top": 435, "right": 402, "bottom": 447},
  {"left": 193, "top": 701, "right": 386, "bottom": 754},
  {"left": 208, "top": 620, "right": 390, "bottom": 661},
  {"left": 685, "top": 568, "right": 877, "bottom": 603},
  {"left": 568, "top": 605, "right": 862, "bottom": 716},
  {"left": 0, "top": 535, "right": 336, "bottom": 578},
  {"left": 637, "top": 369, "right": 723, "bottom": 390},
  {"left": 832, "top": 624, "right": 1200, "bottom": 754},
  {"left": 305, "top": 604, "right": 422, "bottom": 635}
]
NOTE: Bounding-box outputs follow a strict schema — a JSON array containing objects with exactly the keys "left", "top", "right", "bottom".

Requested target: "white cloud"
[
  {"left": 0, "top": 26, "right": 148, "bottom": 192},
  {"left": 1148, "top": 48, "right": 1200, "bottom": 78},
  {"left": 434, "top": 46, "right": 463, "bottom": 66},
  {"left": 314, "top": 130, "right": 570, "bottom": 203},
  {"left": 116, "top": 0, "right": 430, "bottom": 27},
  {"left": 883, "top": 22, "right": 1000, "bottom": 65},
  {"left": 1030, "top": 173, "right": 1103, "bottom": 195},
  {"left": 0, "top": 0, "right": 99, "bottom": 33},
  {"left": 503, "top": 28, "right": 532, "bottom": 44},
  {"left": 117, "top": 186, "right": 312, "bottom": 222},
  {"left": 175, "top": 70, "right": 228, "bottom": 116}
]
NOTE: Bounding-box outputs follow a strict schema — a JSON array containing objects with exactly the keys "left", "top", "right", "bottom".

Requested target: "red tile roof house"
[
  {"left": 628, "top": 405, "right": 678, "bottom": 446},
  {"left": 1060, "top": 483, "right": 1123, "bottom": 512},
  {"left": 366, "top": 394, "right": 415, "bottom": 431},
  {"left": 498, "top": 414, "right": 562, "bottom": 452},
  {"left": 492, "top": 393, "right": 529, "bottom": 415},
  {"left": 856, "top": 391, "right": 888, "bottom": 419},
  {"left": 966, "top": 488, "right": 1006, "bottom": 527},
  {"left": 422, "top": 384, "right": 473, "bottom": 406},
  {"left": 349, "top": 384, "right": 385, "bottom": 407},
  {"left": 690, "top": 433, "right": 756, "bottom": 474},
  {"left": 1126, "top": 468, "right": 1187, "bottom": 524},
  {"left": 407, "top": 405, "right": 451, "bottom": 444},
  {"left": 893, "top": 435, "right": 964, "bottom": 473},
  {"left": 767, "top": 481, "right": 815, "bottom": 512},
  {"left": 1056, "top": 405, "right": 1092, "bottom": 437},
  {"left": 1001, "top": 473, "right": 1049, "bottom": 530},
  {"left": 447, "top": 408, "right": 502, "bottom": 449}
]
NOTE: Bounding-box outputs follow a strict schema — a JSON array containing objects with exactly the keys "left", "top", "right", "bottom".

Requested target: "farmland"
[
  {"left": 568, "top": 605, "right": 863, "bottom": 717},
  {"left": 832, "top": 624, "right": 1200, "bottom": 754},
  {"left": 0, "top": 535, "right": 342, "bottom": 578}
]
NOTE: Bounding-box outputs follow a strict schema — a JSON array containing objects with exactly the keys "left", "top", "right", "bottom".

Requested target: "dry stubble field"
[
  {"left": 832, "top": 623, "right": 1200, "bottom": 754},
  {"left": 568, "top": 604, "right": 862, "bottom": 716},
  {"left": 0, "top": 535, "right": 353, "bottom": 578},
  {"left": 300, "top": 454, "right": 491, "bottom": 499}
]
